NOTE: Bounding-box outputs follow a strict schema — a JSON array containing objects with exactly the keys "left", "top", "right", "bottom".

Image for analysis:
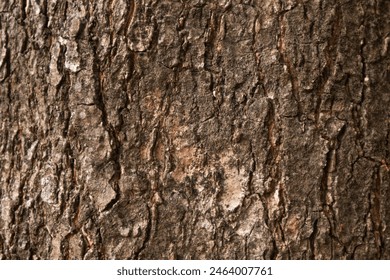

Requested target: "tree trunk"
[{"left": 0, "top": 0, "right": 389, "bottom": 260}]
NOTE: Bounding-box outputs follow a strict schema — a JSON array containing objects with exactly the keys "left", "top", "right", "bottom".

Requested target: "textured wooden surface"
[{"left": 0, "top": 0, "right": 389, "bottom": 259}]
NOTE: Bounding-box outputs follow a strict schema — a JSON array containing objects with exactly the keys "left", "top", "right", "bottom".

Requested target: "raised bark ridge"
[{"left": 0, "top": 0, "right": 389, "bottom": 259}]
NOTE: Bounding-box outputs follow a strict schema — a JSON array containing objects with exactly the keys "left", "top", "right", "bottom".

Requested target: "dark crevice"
[
  {"left": 309, "top": 219, "right": 318, "bottom": 259},
  {"left": 133, "top": 205, "right": 152, "bottom": 259}
]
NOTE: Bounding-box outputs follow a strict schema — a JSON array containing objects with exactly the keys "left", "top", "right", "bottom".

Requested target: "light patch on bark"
[
  {"left": 92, "top": 184, "right": 116, "bottom": 212},
  {"left": 236, "top": 200, "right": 264, "bottom": 237},
  {"left": 58, "top": 38, "right": 80, "bottom": 73},
  {"left": 49, "top": 42, "right": 62, "bottom": 86},
  {"left": 40, "top": 165, "right": 58, "bottom": 204},
  {"left": 0, "top": 198, "right": 12, "bottom": 243},
  {"left": 40, "top": 177, "right": 57, "bottom": 204},
  {"left": 219, "top": 150, "right": 247, "bottom": 212},
  {"left": 172, "top": 141, "right": 197, "bottom": 182}
]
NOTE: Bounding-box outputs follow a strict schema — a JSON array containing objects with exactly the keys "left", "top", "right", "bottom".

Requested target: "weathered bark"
[{"left": 0, "top": 0, "right": 389, "bottom": 259}]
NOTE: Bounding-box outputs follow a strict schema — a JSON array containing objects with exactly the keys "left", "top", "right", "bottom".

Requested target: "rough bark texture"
[{"left": 0, "top": 0, "right": 389, "bottom": 260}]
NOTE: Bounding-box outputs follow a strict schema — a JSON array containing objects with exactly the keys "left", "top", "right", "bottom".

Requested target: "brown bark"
[{"left": 0, "top": 0, "right": 389, "bottom": 259}]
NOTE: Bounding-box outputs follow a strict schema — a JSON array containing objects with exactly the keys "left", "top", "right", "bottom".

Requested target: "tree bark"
[{"left": 0, "top": 0, "right": 389, "bottom": 259}]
